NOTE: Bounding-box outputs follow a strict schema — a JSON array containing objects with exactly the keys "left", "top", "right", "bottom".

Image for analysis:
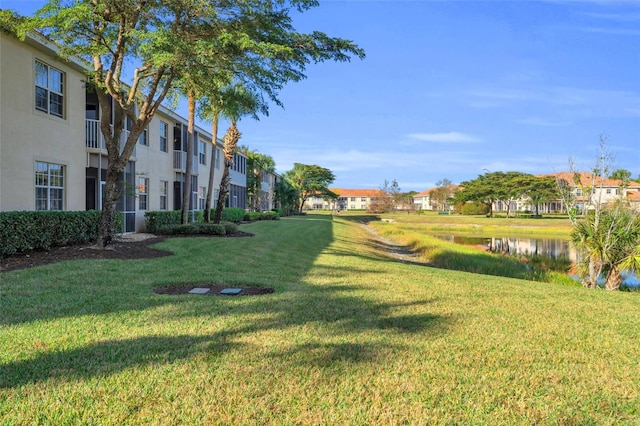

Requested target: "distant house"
[
  {"left": 628, "top": 190, "right": 640, "bottom": 212},
  {"left": 413, "top": 189, "right": 433, "bottom": 210},
  {"left": 543, "top": 172, "right": 640, "bottom": 213},
  {"left": 305, "top": 188, "right": 386, "bottom": 211},
  {"left": 413, "top": 185, "right": 459, "bottom": 211}
]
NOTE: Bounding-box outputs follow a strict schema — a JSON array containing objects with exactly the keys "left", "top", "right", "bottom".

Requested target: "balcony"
[
  {"left": 173, "top": 150, "right": 198, "bottom": 173},
  {"left": 86, "top": 119, "right": 135, "bottom": 158}
]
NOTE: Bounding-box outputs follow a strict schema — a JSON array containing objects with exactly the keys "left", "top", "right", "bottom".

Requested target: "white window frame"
[
  {"left": 138, "top": 177, "right": 149, "bottom": 210},
  {"left": 35, "top": 161, "right": 64, "bottom": 210},
  {"left": 160, "top": 122, "right": 168, "bottom": 153},
  {"left": 160, "top": 180, "right": 168, "bottom": 210},
  {"left": 199, "top": 140, "right": 206, "bottom": 165},
  {"left": 198, "top": 186, "right": 206, "bottom": 210},
  {"left": 35, "top": 60, "right": 64, "bottom": 118}
]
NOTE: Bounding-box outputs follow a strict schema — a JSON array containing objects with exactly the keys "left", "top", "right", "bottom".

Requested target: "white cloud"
[{"left": 407, "top": 132, "right": 482, "bottom": 143}]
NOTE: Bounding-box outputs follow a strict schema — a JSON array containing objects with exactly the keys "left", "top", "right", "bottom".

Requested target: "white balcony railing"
[
  {"left": 85, "top": 119, "right": 135, "bottom": 158},
  {"left": 173, "top": 150, "right": 198, "bottom": 173}
]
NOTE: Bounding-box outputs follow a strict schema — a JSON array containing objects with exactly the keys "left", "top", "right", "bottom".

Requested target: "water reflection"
[
  {"left": 444, "top": 236, "right": 576, "bottom": 262},
  {"left": 438, "top": 235, "right": 638, "bottom": 288}
]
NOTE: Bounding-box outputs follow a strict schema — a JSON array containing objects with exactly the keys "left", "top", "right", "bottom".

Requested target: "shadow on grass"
[
  {"left": 0, "top": 334, "right": 242, "bottom": 389},
  {"left": 1, "top": 289, "right": 449, "bottom": 389},
  {"left": 1, "top": 214, "right": 452, "bottom": 388}
]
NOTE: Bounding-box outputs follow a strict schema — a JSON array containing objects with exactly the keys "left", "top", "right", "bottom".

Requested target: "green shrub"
[
  {"left": 0, "top": 210, "right": 103, "bottom": 257},
  {"left": 460, "top": 202, "right": 491, "bottom": 216},
  {"left": 271, "top": 208, "right": 282, "bottom": 217},
  {"left": 245, "top": 211, "right": 262, "bottom": 221},
  {"left": 261, "top": 211, "right": 279, "bottom": 220},
  {"left": 197, "top": 223, "right": 226, "bottom": 235},
  {"left": 221, "top": 208, "right": 245, "bottom": 223},
  {"left": 220, "top": 221, "right": 237, "bottom": 234},
  {"left": 156, "top": 222, "right": 231, "bottom": 236},
  {"left": 144, "top": 210, "right": 182, "bottom": 233}
]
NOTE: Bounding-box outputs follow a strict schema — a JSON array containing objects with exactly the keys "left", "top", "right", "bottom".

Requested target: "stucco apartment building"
[
  {"left": 305, "top": 189, "right": 386, "bottom": 211},
  {"left": 412, "top": 173, "right": 640, "bottom": 214},
  {"left": 549, "top": 172, "right": 640, "bottom": 213},
  {"left": 0, "top": 30, "right": 274, "bottom": 232}
]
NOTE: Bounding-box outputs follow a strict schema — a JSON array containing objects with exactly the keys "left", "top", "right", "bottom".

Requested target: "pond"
[{"left": 437, "top": 235, "right": 639, "bottom": 288}]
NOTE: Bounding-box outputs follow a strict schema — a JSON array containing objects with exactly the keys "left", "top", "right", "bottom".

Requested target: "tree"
[
  {"left": 14, "top": 0, "right": 364, "bottom": 245},
  {"left": 283, "top": 163, "right": 335, "bottom": 212},
  {"left": 432, "top": 178, "right": 455, "bottom": 211},
  {"left": 609, "top": 169, "right": 632, "bottom": 182},
  {"left": 519, "top": 175, "right": 559, "bottom": 216},
  {"left": 561, "top": 136, "right": 640, "bottom": 290},
  {"left": 212, "top": 85, "right": 268, "bottom": 224},
  {"left": 457, "top": 171, "right": 530, "bottom": 217},
  {"left": 274, "top": 179, "right": 298, "bottom": 216},
  {"left": 241, "top": 146, "right": 276, "bottom": 212}
]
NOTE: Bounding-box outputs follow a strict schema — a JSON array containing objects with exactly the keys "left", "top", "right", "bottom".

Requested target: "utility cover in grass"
[
  {"left": 188, "top": 288, "right": 210, "bottom": 294},
  {"left": 220, "top": 288, "right": 242, "bottom": 295}
]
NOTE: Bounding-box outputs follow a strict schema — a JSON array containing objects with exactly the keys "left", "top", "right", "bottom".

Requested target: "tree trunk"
[
  {"left": 213, "top": 121, "right": 241, "bottom": 224},
  {"left": 181, "top": 91, "right": 195, "bottom": 224},
  {"left": 605, "top": 268, "right": 623, "bottom": 291},
  {"left": 204, "top": 113, "right": 219, "bottom": 223},
  {"left": 95, "top": 97, "right": 143, "bottom": 247},
  {"left": 213, "top": 162, "right": 231, "bottom": 224}
]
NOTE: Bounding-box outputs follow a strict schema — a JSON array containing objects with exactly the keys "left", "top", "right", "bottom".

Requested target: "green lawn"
[{"left": 2, "top": 214, "right": 639, "bottom": 424}]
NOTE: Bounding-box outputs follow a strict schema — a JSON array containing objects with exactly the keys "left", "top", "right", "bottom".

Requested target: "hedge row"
[
  {"left": 244, "top": 211, "right": 279, "bottom": 221},
  {"left": 145, "top": 208, "right": 278, "bottom": 233},
  {"left": 156, "top": 222, "right": 237, "bottom": 236},
  {"left": 460, "top": 202, "right": 491, "bottom": 216},
  {"left": 0, "top": 210, "right": 103, "bottom": 257}
]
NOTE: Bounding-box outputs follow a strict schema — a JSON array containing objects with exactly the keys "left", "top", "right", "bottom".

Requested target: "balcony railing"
[
  {"left": 173, "top": 150, "right": 198, "bottom": 173},
  {"left": 86, "top": 119, "right": 135, "bottom": 158}
]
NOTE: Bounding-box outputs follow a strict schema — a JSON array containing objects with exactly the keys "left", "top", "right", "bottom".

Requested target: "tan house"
[
  {"left": 545, "top": 172, "right": 640, "bottom": 213},
  {"left": 305, "top": 188, "right": 386, "bottom": 211},
  {"left": 413, "top": 185, "right": 459, "bottom": 211},
  {"left": 0, "top": 31, "right": 248, "bottom": 232}
]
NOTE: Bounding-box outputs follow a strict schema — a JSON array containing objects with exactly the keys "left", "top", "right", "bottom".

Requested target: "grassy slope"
[{"left": 1, "top": 214, "right": 639, "bottom": 424}]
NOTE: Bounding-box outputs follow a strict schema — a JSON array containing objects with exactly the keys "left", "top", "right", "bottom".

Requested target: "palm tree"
[
  {"left": 211, "top": 84, "right": 268, "bottom": 224},
  {"left": 570, "top": 205, "right": 640, "bottom": 290}
]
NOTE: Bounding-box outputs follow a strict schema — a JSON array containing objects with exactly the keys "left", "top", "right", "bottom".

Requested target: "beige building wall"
[
  {"left": 1, "top": 33, "right": 87, "bottom": 211},
  {"left": 1, "top": 32, "right": 245, "bottom": 232}
]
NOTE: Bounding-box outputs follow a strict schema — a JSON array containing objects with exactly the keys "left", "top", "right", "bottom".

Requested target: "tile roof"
[
  {"left": 544, "top": 172, "right": 640, "bottom": 189},
  {"left": 330, "top": 188, "right": 386, "bottom": 197}
]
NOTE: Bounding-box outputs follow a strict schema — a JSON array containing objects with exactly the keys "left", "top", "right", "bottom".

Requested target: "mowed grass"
[
  {"left": 2, "top": 214, "right": 640, "bottom": 424},
  {"left": 362, "top": 213, "right": 577, "bottom": 285},
  {"left": 377, "top": 210, "right": 574, "bottom": 238}
]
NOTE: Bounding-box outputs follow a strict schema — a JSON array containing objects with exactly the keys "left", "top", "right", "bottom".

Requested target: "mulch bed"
[
  {"left": 0, "top": 238, "right": 171, "bottom": 272},
  {"left": 153, "top": 283, "right": 274, "bottom": 296},
  {"left": 0, "top": 231, "right": 254, "bottom": 273}
]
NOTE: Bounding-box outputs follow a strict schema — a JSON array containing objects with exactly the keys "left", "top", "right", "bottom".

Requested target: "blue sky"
[{"left": 5, "top": 0, "right": 640, "bottom": 191}]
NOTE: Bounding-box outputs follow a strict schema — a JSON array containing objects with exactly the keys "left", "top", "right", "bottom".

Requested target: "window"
[
  {"left": 35, "top": 161, "right": 64, "bottom": 210},
  {"left": 198, "top": 186, "right": 206, "bottom": 210},
  {"left": 160, "top": 122, "right": 168, "bottom": 152},
  {"left": 215, "top": 148, "right": 221, "bottom": 169},
  {"left": 350, "top": 204, "right": 355, "bottom": 209},
  {"left": 214, "top": 188, "right": 219, "bottom": 206},
  {"left": 350, "top": 197, "right": 356, "bottom": 202},
  {"left": 138, "top": 127, "right": 149, "bottom": 146},
  {"left": 576, "top": 189, "right": 582, "bottom": 196},
  {"left": 361, "top": 197, "right": 366, "bottom": 202},
  {"left": 160, "top": 180, "right": 168, "bottom": 210},
  {"left": 138, "top": 177, "right": 149, "bottom": 210},
  {"left": 35, "top": 60, "right": 64, "bottom": 118},
  {"left": 199, "top": 140, "right": 206, "bottom": 165}
]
